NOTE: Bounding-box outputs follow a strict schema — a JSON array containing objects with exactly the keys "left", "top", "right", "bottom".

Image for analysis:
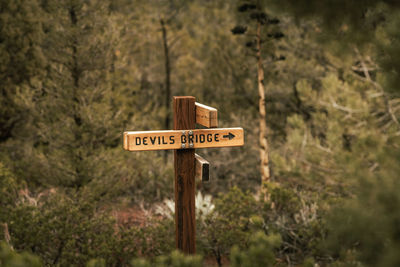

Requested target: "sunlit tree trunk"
[{"left": 256, "top": 21, "right": 271, "bottom": 195}]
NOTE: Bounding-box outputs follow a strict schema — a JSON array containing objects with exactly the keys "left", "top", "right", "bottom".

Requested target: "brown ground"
[{"left": 113, "top": 206, "right": 150, "bottom": 227}]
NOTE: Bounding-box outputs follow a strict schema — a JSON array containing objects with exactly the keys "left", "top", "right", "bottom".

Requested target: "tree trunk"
[
  {"left": 256, "top": 21, "right": 271, "bottom": 196},
  {"left": 160, "top": 18, "right": 171, "bottom": 163},
  {"left": 70, "top": 6, "right": 84, "bottom": 188}
]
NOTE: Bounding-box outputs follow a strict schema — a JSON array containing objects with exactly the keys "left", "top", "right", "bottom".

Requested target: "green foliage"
[
  {"left": 262, "top": 183, "right": 325, "bottom": 264},
  {"left": 0, "top": 242, "right": 41, "bottom": 267},
  {"left": 28, "top": 0, "right": 128, "bottom": 189},
  {"left": 6, "top": 192, "right": 140, "bottom": 266},
  {"left": 0, "top": 0, "right": 45, "bottom": 142},
  {"left": 230, "top": 231, "right": 281, "bottom": 267},
  {"left": 197, "top": 187, "right": 261, "bottom": 265},
  {"left": 272, "top": 71, "right": 398, "bottom": 196},
  {"left": 265, "top": 182, "right": 301, "bottom": 214},
  {"left": 214, "top": 186, "right": 259, "bottom": 219},
  {"left": 0, "top": 0, "right": 399, "bottom": 266},
  {"left": 0, "top": 162, "right": 21, "bottom": 244},
  {"left": 268, "top": 0, "right": 400, "bottom": 94},
  {"left": 86, "top": 258, "right": 106, "bottom": 267},
  {"left": 323, "top": 149, "right": 400, "bottom": 267},
  {"left": 0, "top": 162, "right": 20, "bottom": 218},
  {"left": 138, "top": 218, "right": 175, "bottom": 257},
  {"left": 131, "top": 250, "right": 202, "bottom": 267}
]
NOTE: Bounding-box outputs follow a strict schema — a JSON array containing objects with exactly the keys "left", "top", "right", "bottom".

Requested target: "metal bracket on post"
[{"left": 188, "top": 130, "right": 194, "bottom": 148}]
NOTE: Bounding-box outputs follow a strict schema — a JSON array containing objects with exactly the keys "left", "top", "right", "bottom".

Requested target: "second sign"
[{"left": 124, "top": 128, "right": 244, "bottom": 151}]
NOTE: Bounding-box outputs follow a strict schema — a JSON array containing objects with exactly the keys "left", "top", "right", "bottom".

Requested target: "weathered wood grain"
[
  {"left": 123, "top": 128, "right": 244, "bottom": 151},
  {"left": 195, "top": 102, "right": 218, "bottom": 128},
  {"left": 174, "top": 96, "right": 196, "bottom": 254}
]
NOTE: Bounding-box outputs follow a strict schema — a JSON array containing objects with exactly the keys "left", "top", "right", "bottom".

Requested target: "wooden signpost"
[
  {"left": 123, "top": 128, "right": 243, "bottom": 151},
  {"left": 123, "top": 96, "right": 244, "bottom": 254}
]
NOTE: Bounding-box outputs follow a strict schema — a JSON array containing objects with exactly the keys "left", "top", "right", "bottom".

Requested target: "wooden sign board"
[
  {"left": 195, "top": 102, "right": 218, "bottom": 128},
  {"left": 195, "top": 153, "right": 210, "bottom": 182},
  {"left": 124, "top": 128, "right": 244, "bottom": 151}
]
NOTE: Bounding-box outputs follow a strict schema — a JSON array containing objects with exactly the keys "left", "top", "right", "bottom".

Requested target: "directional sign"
[
  {"left": 195, "top": 102, "right": 218, "bottom": 128},
  {"left": 123, "top": 96, "right": 245, "bottom": 254},
  {"left": 123, "top": 127, "right": 244, "bottom": 151}
]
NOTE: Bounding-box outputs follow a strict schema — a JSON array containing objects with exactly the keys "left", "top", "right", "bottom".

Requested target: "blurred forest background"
[{"left": 1, "top": 0, "right": 400, "bottom": 266}]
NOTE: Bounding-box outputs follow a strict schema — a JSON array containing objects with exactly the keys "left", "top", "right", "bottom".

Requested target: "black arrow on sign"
[{"left": 223, "top": 132, "right": 235, "bottom": 140}]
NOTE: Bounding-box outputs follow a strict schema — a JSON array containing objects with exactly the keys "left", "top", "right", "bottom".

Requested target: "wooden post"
[
  {"left": 123, "top": 97, "right": 244, "bottom": 254},
  {"left": 173, "top": 96, "right": 196, "bottom": 254}
]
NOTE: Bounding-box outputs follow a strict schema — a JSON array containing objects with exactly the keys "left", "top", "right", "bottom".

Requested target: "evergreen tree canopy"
[
  {"left": 269, "top": 0, "right": 400, "bottom": 94},
  {"left": 0, "top": 0, "right": 45, "bottom": 141},
  {"left": 0, "top": 1, "right": 399, "bottom": 266}
]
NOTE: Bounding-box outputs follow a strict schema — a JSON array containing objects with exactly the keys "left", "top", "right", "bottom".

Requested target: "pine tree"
[
  {"left": 30, "top": 0, "right": 128, "bottom": 190},
  {"left": 231, "top": 0, "right": 285, "bottom": 195},
  {"left": 0, "top": 0, "right": 46, "bottom": 142},
  {"left": 268, "top": 0, "right": 400, "bottom": 94}
]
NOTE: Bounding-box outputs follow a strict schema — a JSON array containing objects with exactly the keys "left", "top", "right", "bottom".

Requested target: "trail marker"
[
  {"left": 124, "top": 128, "right": 243, "bottom": 151},
  {"left": 123, "top": 96, "right": 244, "bottom": 254}
]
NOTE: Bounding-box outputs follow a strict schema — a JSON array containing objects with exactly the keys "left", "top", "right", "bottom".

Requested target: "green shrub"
[
  {"left": 0, "top": 162, "right": 20, "bottom": 224},
  {"left": 262, "top": 182, "right": 326, "bottom": 264},
  {"left": 86, "top": 258, "right": 106, "bottom": 267},
  {"left": 137, "top": 218, "right": 175, "bottom": 257},
  {"left": 323, "top": 150, "right": 400, "bottom": 266},
  {"left": 0, "top": 241, "right": 41, "bottom": 267},
  {"left": 230, "top": 231, "right": 281, "bottom": 267},
  {"left": 197, "top": 187, "right": 261, "bottom": 265},
  {"left": 7, "top": 192, "right": 140, "bottom": 266},
  {"left": 131, "top": 250, "right": 202, "bottom": 267}
]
